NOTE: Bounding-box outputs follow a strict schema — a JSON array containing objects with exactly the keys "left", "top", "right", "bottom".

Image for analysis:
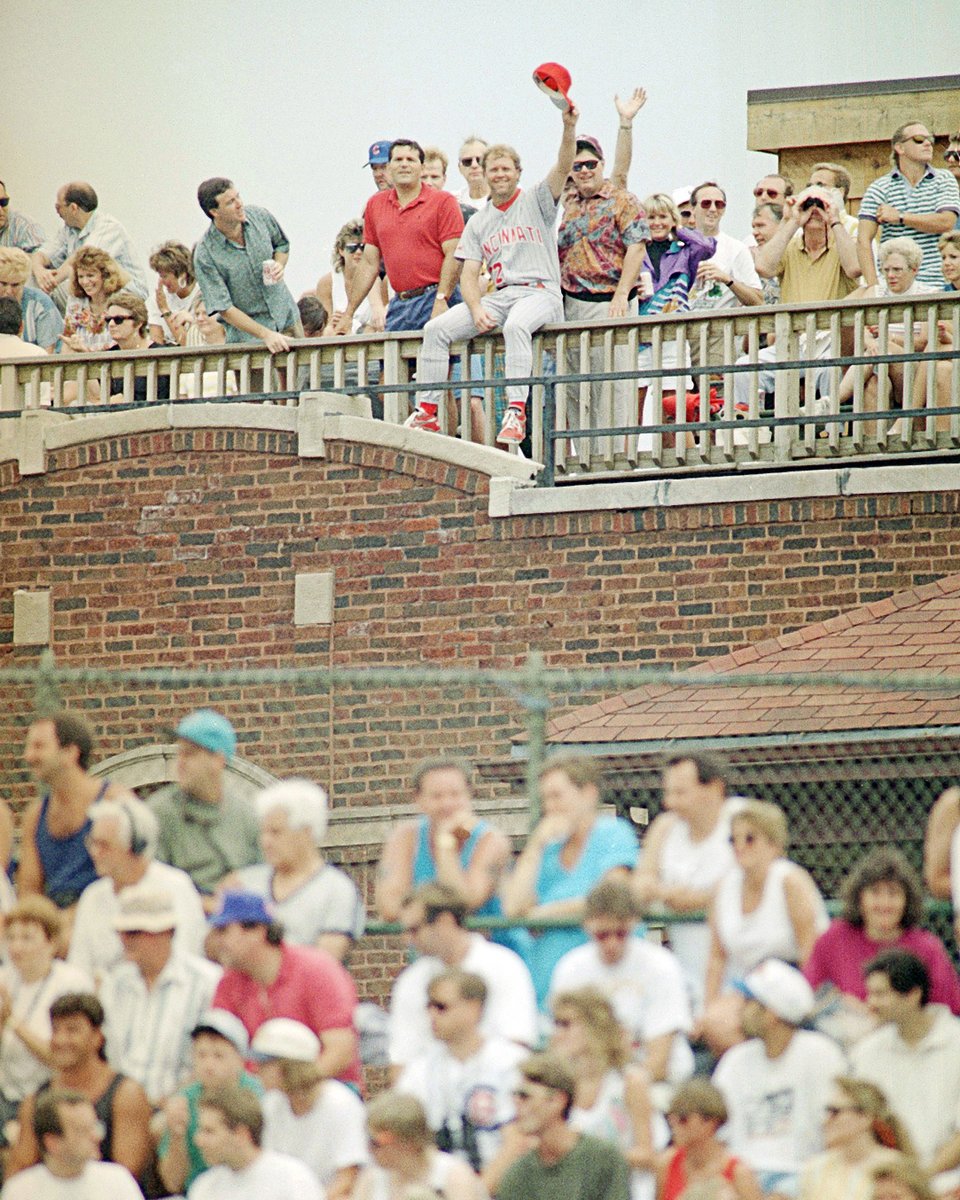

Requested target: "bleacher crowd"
[
  {"left": 2, "top": 707, "right": 960, "bottom": 1200},
  {"left": 2, "top": 103, "right": 959, "bottom": 444}
]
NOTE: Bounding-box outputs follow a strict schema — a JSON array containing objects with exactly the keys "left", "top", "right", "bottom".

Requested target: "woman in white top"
[
  {"left": 0, "top": 896, "right": 91, "bottom": 1129},
  {"left": 316, "top": 218, "right": 383, "bottom": 336},
  {"left": 799, "top": 1077, "right": 912, "bottom": 1200},
  {"left": 702, "top": 801, "right": 827, "bottom": 1054},
  {"left": 353, "top": 1091, "right": 483, "bottom": 1200},
  {"left": 550, "top": 986, "right": 666, "bottom": 1200}
]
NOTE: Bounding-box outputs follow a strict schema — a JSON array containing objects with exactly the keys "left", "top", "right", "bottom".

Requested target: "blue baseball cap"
[
  {"left": 209, "top": 890, "right": 274, "bottom": 928},
  {"left": 176, "top": 709, "right": 236, "bottom": 759},
  {"left": 365, "top": 141, "right": 391, "bottom": 167}
]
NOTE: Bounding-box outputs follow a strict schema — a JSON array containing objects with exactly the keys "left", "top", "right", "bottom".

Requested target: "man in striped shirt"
[
  {"left": 99, "top": 884, "right": 221, "bottom": 1105},
  {"left": 857, "top": 121, "right": 960, "bottom": 286}
]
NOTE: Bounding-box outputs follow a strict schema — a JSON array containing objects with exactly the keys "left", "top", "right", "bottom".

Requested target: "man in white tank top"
[{"left": 632, "top": 753, "right": 744, "bottom": 1010}]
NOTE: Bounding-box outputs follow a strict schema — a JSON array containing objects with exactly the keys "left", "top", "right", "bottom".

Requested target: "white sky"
[{"left": 4, "top": 0, "right": 960, "bottom": 297}]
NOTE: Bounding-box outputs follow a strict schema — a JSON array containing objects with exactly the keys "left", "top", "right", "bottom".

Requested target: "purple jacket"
[{"left": 640, "top": 226, "right": 716, "bottom": 316}]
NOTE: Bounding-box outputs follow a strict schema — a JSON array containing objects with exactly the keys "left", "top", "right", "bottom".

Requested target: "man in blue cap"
[
  {"left": 148, "top": 710, "right": 261, "bottom": 910},
  {"left": 365, "top": 141, "right": 392, "bottom": 193}
]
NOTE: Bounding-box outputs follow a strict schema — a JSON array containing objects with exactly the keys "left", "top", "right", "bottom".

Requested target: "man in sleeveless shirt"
[
  {"left": 5, "top": 992, "right": 152, "bottom": 1185},
  {"left": 632, "top": 753, "right": 745, "bottom": 1011},
  {"left": 19, "top": 711, "right": 133, "bottom": 914}
]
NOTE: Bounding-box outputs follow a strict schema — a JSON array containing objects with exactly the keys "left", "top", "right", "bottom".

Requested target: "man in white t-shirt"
[
  {"left": 188, "top": 1084, "right": 323, "bottom": 1200},
  {"left": 397, "top": 969, "right": 525, "bottom": 1181},
  {"left": 632, "top": 753, "right": 744, "bottom": 1008},
  {"left": 689, "top": 180, "right": 763, "bottom": 374},
  {"left": 67, "top": 797, "right": 207, "bottom": 979},
  {"left": 253, "top": 1018, "right": 368, "bottom": 1199},
  {"left": 851, "top": 949, "right": 960, "bottom": 1183},
  {"left": 388, "top": 883, "right": 538, "bottom": 1079},
  {"left": 713, "top": 959, "right": 846, "bottom": 1200},
  {"left": 1, "top": 1088, "right": 144, "bottom": 1200},
  {"left": 548, "top": 879, "right": 693, "bottom": 1086}
]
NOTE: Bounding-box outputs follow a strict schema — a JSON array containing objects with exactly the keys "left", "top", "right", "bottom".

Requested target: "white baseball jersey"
[{"left": 457, "top": 180, "right": 561, "bottom": 293}]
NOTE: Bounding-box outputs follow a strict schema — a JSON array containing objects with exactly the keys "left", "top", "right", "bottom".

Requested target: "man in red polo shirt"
[
  {"left": 332, "top": 138, "right": 464, "bottom": 335},
  {"left": 209, "top": 891, "right": 362, "bottom": 1089}
]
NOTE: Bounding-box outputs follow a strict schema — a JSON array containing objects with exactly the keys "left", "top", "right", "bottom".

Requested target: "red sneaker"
[
  {"left": 404, "top": 408, "right": 440, "bottom": 433},
  {"left": 497, "top": 407, "right": 526, "bottom": 445}
]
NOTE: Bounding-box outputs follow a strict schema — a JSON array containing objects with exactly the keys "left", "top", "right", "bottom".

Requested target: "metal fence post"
[
  {"left": 33, "top": 648, "right": 62, "bottom": 715},
  {"left": 522, "top": 650, "right": 550, "bottom": 827},
  {"left": 542, "top": 381, "right": 556, "bottom": 487}
]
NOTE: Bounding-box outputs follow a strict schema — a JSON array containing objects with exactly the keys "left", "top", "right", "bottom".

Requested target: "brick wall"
[{"left": 3, "top": 426, "right": 959, "bottom": 1009}]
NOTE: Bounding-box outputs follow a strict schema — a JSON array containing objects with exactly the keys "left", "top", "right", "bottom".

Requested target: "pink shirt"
[
  {"left": 804, "top": 920, "right": 960, "bottom": 1013},
  {"left": 213, "top": 942, "right": 362, "bottom": 1086}
]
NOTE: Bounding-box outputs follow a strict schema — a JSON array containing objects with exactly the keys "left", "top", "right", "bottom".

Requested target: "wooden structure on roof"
[{"left": 747, "top": 74, "right": 960, "bottom": 209}]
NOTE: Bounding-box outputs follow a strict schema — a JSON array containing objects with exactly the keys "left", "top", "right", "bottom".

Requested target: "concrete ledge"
[
  {"left": 0, "top": 403, "right": 541, "bottom": 483},
  {"left": 499, "top": 462, "right": 960, "bottom": 518},
  {"left": 318, "top": 414, "right": 542, "bottom": 481}
]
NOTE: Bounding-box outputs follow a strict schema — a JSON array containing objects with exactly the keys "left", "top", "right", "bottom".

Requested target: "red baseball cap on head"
[{"left": 533, "top": 62, "right": 573, "bottom": 111}]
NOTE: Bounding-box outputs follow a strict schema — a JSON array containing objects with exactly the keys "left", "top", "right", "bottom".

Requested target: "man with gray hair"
[
  {"left": 67, "top": 796, "right": 206, "bottom": 978},
  {"left": 31, "top": 181, "right": 147, "bottom": 300},
  {"left": 230, "top": 779, "right": 364, "bottom": 962},
  {"left": 100, "top": 884, "right": 222, "bottom": 1105},
  {"left": 857, "top": 120, "right": 960, "bottom": 286}
]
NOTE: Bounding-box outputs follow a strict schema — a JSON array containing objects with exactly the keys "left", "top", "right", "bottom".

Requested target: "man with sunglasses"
[
  {"left": 944, "top": 133, "right": 960, "bottom": 227},
  {"left": 395, "top": 969, "right": 525, "bottom": 1185},
  {"left": 0, "top": 180, "right": 45, "bottom": 255},
  {"left": 689, "top": 181, "right": 763, "bottom": 375},
  {"left": 857, "top": 121, "right": 960, "bottom": 286},
  {"left": 557, "top": 92, "right": 650, "bottom": 445},
  {"left": 547, "top": 879, "right": 693, "bottom": 1088},
  {"left": 497, "top": 1053, "right": 630, "bottom": 1200},
  {"left": 454, "top": 137, "right": 491, "bottom": 210}
]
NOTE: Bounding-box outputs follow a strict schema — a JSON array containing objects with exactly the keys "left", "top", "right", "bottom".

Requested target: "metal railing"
[{"left": 3, "top": 293, "right": 959, "bottom": 480}]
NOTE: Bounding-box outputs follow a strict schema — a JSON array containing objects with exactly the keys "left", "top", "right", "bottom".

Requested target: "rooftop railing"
[{"left": 2, "top": 292, "right": 958, "bottom": 482}]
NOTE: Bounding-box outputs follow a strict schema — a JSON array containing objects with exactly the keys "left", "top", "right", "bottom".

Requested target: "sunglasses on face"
[
  {"left": 906, "top": 135, "right": 933, "bottom": 144},
  {"left": 572, "top": 159, "right": 600, "bottom": 173},
  {"left": 679, "top": 208, "right": 693, "bottom": 218},
  {"left": 699, "top": 198, "right": 726, "bottom": 210},
  {"left": 460, "top": 155, "right": 483, "bottom": 166},
  {"left": 104, "top": 314, "right": 134, "bottom": 325},
  {"left": 593, "top": 928, "right": 630, "bottom": 941},
  {"left": 825, "top": 1105, "right": 861, "bottom": 1118},
  {"left": 343, "top": 242, "right": 364, "bottom": 254},
  {"left": 0, "top": 198, "right": 9, "bottom": 208},
  {"left": 753, "top": 187, "right": 781, "bottom": 199},
  {"left": 945, "top": 150, "right": 960, "bottom": 163},
  {"left": 426, "top": 998, "right": 451, "bottom": 1012}
]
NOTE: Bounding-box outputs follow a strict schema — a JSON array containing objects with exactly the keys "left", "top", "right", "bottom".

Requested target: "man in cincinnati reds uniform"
[{"left": 408, "top": 102, "right": 579, "bottom": 444}]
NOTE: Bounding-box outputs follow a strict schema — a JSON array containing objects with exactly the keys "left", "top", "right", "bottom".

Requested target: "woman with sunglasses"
[
  {"left": 354, "top": 1091, "right": 484, "bottom": 1200},
  {"left": 550, "top": 987, "right": 665, "bottom": 1200},
  {"left": 799, "top": 1077, "right": 913, "bottom": 1200},
  {"left": 701, "top": 801, "right": 828, "bottom": 1054},
  {"left": 66, "top": 291, "right": 171, "bottom": 406},
  {"left": 657, "top": 1078, "right": 761, "bottom": 1200},
  {"left": 316, "top": 218, "right": 385, "bottom": 336}
]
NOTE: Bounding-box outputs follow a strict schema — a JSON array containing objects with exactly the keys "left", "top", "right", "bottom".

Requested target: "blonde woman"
[
  {"left": 799, "top": 1077, "right": 913, "bottom": 1200},
  {"left": 550, "top": 986, "right": 666, "bottom": 1200},
  {"left": 702, "top": 801, "right": 828, "bottom": 1053}
]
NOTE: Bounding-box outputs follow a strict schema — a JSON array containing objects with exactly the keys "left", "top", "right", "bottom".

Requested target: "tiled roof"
[{"left": 548, "top": 576, "right": 960, "bottom": 744}]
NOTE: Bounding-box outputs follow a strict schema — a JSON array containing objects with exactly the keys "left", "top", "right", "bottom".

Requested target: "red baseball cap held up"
[{"left": 533, "top": 62, "right": 573, "bottom": 111}]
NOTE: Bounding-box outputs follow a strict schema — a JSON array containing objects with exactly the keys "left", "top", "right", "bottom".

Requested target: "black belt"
[
  {"left": 563, "top": 287, "right": 638, "bottom": 302},
  {"left": 396, "top": 284, "right": 437, "bottom": 301}
]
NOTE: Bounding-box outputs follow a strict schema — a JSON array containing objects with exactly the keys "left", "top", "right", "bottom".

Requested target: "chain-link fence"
[{"left": 2, "top": 655, "right": 956, "bottom": 955}]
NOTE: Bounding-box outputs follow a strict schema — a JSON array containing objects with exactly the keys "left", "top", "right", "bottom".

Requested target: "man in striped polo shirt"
[
  {"left": 409, "top": 102, "right": 579, "bottom": 445},
  {"left": 857, "top": 121, "right": 960, "bottom": 286}
]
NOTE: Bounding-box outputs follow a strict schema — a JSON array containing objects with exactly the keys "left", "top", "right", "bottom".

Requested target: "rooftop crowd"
[
  {"left": 2, "top": 99, "right": 959, "bottom": 443},
  {"left": 2, "top": 707, "right": 960, "bottom": 1200}
]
